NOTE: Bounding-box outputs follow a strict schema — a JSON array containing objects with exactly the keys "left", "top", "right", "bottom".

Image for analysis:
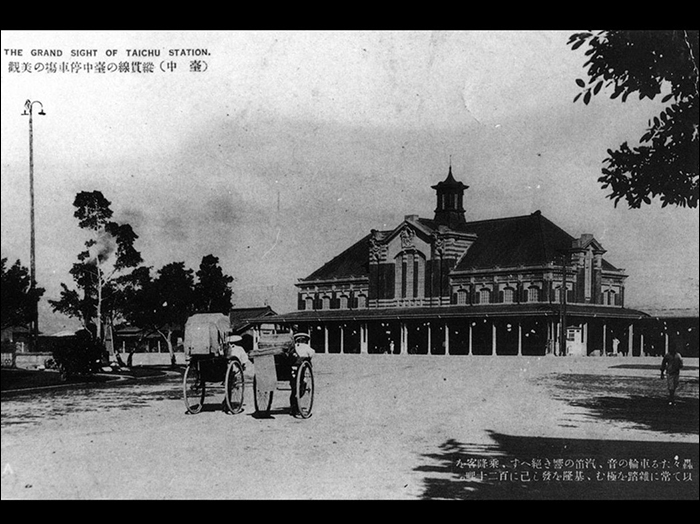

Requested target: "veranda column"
[
  {"left": 517, "top": 322, "right": 522, "bottom": 356},
  {"left": 324, "top": 325, "right": 329, "bottom": 353},
  {"left": 491, "top": 321, "right": 497, "bottom": 356},
  {"left": 628, "top": 324, "right": 634, "bottom": 357},
  {"left": 602, "top": 323, "right": 607, "bottom": 355},
  {"left": 427, "top": 322, "right": 432, "bottom": 355},
  {"left": 340, "top": 325, "right": 344, "bottom": 354},
  {"left": 583, "top": 322, "right": 588, "bottom": 356},
  {"left": 445, "top": 323, "right": 450, "bottom": 355},
  {"left": 640, "top": 333, "right": 645, "bottom": 357},
  {"left": 360, "top": 323, "right": 368, "bottom": 354},
  {"left": 400, "top": 322, "right": 407, "bottom": 355},
  {"left": 467, "top": 322, "right": 473, "bottom": 356}
]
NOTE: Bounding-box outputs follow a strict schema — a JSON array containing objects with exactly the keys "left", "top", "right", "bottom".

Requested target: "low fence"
[
  {"left": 13, "top": 352, "right": 54, "bottom": 370},
  {"left": 8, "top": 351, "right": 186, "bottom": 370}
]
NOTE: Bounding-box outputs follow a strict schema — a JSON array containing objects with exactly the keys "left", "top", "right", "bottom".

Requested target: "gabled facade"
[{"left": 271, "top": 168, "right": 649, "bottom": 356}]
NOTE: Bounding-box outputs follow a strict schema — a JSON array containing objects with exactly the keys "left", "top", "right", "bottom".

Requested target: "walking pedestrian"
[{"left": 660, "top": 342, "right": 684, "bottom": 405}]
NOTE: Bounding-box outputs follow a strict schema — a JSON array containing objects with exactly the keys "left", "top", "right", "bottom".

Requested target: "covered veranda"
[{"left": 255, "top": 305, "right": 650, "bottom": 357}]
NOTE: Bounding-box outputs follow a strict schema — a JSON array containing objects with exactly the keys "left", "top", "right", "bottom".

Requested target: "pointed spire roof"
[{"left": 431, "top": 165, "right": 468, "bottom": 190}]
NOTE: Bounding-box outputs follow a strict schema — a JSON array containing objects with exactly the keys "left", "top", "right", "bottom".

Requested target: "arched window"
[
  {"left": 305, "top": 297, "right": 314, "bottom": 310},
  {"left": 356, "top": 294, "right": 367, "bottom": 308},
  {"left": 457, "top": 289, "right": 468, "bottom": 304},
  {"left": 339, "top": 295, "right": 349, "bottom": 309},
  {"left": 322, "top": 296, "right": 331, "bottom": 310},
  {"left": 605, "top": 290, "right": 616, "bottom": 305},
  {"left": 479, "top": 288, "right": 491, "bottom": 304},
  {"left": 503, "top": 287, "right": 515, "bottom": 303},
  {"left": 395, "top": 251, "right": 426, "bottom": 300}
]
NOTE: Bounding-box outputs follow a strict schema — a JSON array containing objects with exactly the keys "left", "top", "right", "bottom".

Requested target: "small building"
[{"left": 228, "top": 306, "right": 281, "bottom": 352}]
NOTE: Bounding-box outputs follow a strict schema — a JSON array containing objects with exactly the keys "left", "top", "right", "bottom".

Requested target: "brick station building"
[{"left": 263, "top": 167, "right": 651, "bottom": 356}]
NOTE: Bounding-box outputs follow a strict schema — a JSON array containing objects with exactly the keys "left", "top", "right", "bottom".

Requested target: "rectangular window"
[
  {"left": 401, "top": 260, "right": 407, "bottom": 298},
  {"left": 413, "top": 259, "right": 419, "bottom": 298}
]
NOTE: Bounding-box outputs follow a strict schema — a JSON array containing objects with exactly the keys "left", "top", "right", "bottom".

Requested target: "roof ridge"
[{"left": 302, "top": 233, "right": 371, "bottom": 281}]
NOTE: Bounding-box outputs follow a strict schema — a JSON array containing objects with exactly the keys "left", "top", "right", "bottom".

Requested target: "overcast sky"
[{"left": 1, "top": 30, "right": 698, "bottom": 334}]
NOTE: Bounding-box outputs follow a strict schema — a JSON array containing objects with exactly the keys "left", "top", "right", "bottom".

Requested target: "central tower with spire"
[{"left": 432, "top": 165, "right": 468, "bottom": 229}]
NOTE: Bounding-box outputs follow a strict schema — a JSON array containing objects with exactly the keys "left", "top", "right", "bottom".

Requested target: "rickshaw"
[
  {"left": 249, "top": 332, "right": 315, "bottom": 419},
  {"left": 182, "top": 318, "right": 314, "bottom": 419},
  {"left": 182, "top": 313, "right": 246, "bottom": 415}
]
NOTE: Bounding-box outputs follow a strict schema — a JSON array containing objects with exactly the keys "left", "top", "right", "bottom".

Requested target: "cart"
[
  {"left": 249, "top": 333, "right": 315, "bottom": 419},
  {"left": 182, "top": 313, "right": 245, "bottom": 415}
]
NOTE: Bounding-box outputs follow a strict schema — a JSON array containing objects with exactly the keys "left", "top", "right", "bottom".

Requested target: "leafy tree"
[
  {"left": 568, "top": 30, "right": 699, "bottom": 208},
  {"left": 49, "top": 191, "right": 143, "bottom": 354},
  {"left": 193, "top": 254, "right": 234, "bottom": 314},
  {"left": 124, "top": 262, "right": 195, "bottom": 366},
  {"left": 1, "top": 257, "right": 45, "bottom": 331}
]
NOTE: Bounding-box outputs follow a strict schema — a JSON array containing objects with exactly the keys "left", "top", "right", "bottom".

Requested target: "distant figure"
[
  {"left": 612, "top": 338, "right": 620, "bottom": 356},
  {"left": 389, "top": 340, "right": 395, "bottom": 354},
  {"left": 660, "top": 343, "right": 684, "bottom": 406}
]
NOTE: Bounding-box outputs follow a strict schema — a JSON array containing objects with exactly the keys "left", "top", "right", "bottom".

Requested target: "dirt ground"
[{"left": 1, "top": 354, "right": 698, "bottom": 500}]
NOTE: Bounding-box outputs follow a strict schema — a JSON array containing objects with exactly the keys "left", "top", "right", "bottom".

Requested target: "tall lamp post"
[{"left": 22, "top": 99, "right": 46, "bottom": 351}]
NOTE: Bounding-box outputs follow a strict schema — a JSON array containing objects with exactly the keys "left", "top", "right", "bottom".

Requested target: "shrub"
[{"left": 51, "top": 330, "right": 103, "bottom": 379}]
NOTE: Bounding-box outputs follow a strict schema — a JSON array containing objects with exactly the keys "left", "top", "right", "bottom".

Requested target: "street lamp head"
[
  {"left": 38, "top": 109, "right": 46, "bottom": 116},
  {"left": 22, "top": 110, "right": 29, "bottom": 116}
]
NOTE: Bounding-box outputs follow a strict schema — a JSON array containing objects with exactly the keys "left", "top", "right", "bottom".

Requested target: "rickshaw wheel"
[
  {"left": 294, "top": 360, "right": 314, "bottom": 419},
  {"left": 253, "top": 375, "right": 273, "bottom": 415},
  {"left": 183, "top": 361, "right": 205, "bottom": 414},
  {"left": 224, "top": 358, "right": 245, "bottom": 415}
]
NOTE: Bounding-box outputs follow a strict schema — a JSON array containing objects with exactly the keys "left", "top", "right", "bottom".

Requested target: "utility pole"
[{"left": 559, "top": 251, "right": 569, "bottom": 356}]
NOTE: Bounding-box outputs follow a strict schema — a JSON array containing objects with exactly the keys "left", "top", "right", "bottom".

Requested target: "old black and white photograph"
[{"left": 1, "top": 30, "right": 698, "bottom": 500}]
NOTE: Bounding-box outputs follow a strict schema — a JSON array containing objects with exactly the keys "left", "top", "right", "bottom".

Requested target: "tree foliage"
[
  {"left": 1, "top": 257, "right": 45, "bottom": 331},
  {"left": 194, "top": 254, "right": 235, "bottom": 314},
  {"left": 123, "top": 262, "right": 195, "bottom": 364},
  {"left": 121, "top": 256, "right": 233, "bottom": 365},
  {"left": 568, "top": 30, "right": 699, "bottom": 208},
  {"left": 49, "top": 191, "right": 143, "bottom": 340}
]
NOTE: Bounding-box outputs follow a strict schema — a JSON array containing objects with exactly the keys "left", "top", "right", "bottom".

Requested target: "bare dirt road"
[{"left": 2, "top": 354, "right": 698, "bottom": 499}]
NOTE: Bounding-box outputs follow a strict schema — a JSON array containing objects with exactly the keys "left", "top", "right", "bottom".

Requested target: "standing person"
[
  {"left": 288, "top": 333, "right": 315, "bottom": 415},
  {"left": 226, "top": 334, "right": 250, "bottom": 369},
  {"left": 660, "top": 343, "right": 684, "bottom": 405}
]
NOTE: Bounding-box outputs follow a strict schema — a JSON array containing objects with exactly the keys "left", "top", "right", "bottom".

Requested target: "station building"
[{"left": 263, "top": 167, "right": 653, "bottom": 356}]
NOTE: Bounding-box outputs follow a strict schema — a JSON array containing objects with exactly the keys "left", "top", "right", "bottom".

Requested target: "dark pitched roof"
[
  {"left": 300, "top": 211, "right": 619, "bottom": 282},
  {"left": 301, "top": 234, "right": 372, "bottom": 282},
  {"left": 420, "top": 211, "right": 618, "bottom": 271},
  {"left": 229, "top": 306, "right": 277, "bottom": 331}
]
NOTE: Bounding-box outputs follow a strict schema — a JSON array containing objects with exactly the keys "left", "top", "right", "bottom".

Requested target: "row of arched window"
[
  {"left": 454, "top": 285, "right": 571, "bottom": 305},
  {"left": 300, "top": 286, "right": 619, "bottom": 310},
  {"left": 302, "top": 293, "right": 368, "bottom": 310},
  {"left": 454, "top": 285, "right": 619, "bottom": 305}
]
